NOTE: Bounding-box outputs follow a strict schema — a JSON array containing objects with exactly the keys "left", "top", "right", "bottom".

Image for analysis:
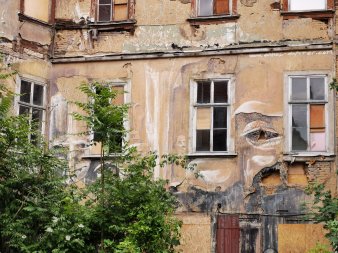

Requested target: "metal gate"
[{"left": 216, "top": 215, "right": 240, "bottom": 253}]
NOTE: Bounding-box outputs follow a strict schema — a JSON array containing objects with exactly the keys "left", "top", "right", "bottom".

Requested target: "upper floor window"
[
  {"left": 288, "top": 75, "right": 327, "bottom": 152},
  {"left": 198, "top": 0, "right": 230, "bottom": 16},
  {"left": 289, "top": 0, "right": 326, "bottom": 11},
  {"left": 97, "top": 0, "right": 129, "bottom": 22},
  {"left": 17, "top": 78, "right": 46, "bottom": 142},
  {"left": 191, "top": 79, "right": 231, "bottom": 153}
]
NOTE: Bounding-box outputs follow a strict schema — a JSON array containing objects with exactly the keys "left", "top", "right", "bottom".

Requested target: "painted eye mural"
[{"left": 242, "top": 120, "right": 281, "bottom": 148}]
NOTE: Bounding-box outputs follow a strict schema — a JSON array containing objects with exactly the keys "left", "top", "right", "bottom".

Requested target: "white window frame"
[
  {"left": 197, "top": 0, "right": 232, "bottom": 17},
  {"left": 284, "top": 72, "right": 334, "bottom": 155},
  {"left": 189, "top": 77, "right": 234, "bottom": 156},
  {"left": 289, "top": 0, "right": 326, "bottom": 11},
  {"left": 15, "top": 75, "right": 47, "bottom": 140}
]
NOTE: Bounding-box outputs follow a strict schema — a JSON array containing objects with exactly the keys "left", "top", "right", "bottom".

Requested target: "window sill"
[
  {"left": 283, "top": 153, "right": 335, "bottom": 162},
  {"left": 187, "top": 152, "right": 237, "bottom": 158},
  {"left": 187, "top": 15, "right": 240, "bottom": 25},
  {"left": 55, "top": 19, "right": 137, "bottom": 32},
  {"left": 280, "top": 10, "right": 334, "bottom": 20}
]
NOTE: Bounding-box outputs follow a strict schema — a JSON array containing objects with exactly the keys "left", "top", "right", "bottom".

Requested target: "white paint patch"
[
  {"left": 234, "top": 101, "right": 282, "bottom": 116},
  {"left": 199, "top": 170, "right": 231, "bottom": 184},
  {"left": 145, "top": 66, "right": 160, "bottom": 178},
  {"left": 252, "top": 155, "right": 276, "bottom": 167}
]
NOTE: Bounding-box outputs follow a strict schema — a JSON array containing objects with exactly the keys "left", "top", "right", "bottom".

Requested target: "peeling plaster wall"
[
  {"left": 55, "top": 0, "right": 91, "bottom": 21},
  {"left": 47, "top": 50, "right": 336, "bottom": 251},
  {"left": 52, "top": 0, "right": 332, "bottom": 57},
  {"left": 0, "top": 0, "right": 20, "bottom": 41},
  {"left": 20, "top": 22, "right": 52, "bottom": 46},
  {"left": 1, "top": 0, "right": 336, "bottom": 251}
]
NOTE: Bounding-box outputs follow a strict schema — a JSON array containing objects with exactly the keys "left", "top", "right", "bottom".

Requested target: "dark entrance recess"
[{"left": 216, "top": 215, "right": 240, "bottom": 253}]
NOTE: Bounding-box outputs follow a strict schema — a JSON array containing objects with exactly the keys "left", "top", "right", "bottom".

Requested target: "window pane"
[
  {"left": 196, "top": 130, "right": 210, "bottom": 151},
  {"left": 291, "top": 78, "right": 307, "bottom": 100},
  {"left": 292, "top": 127, "right": 308, "bottom": 150},
  {"left": 213, "top": 129, "right": 227, "bottom": 151},
  {"left": 213, "top": 107, "right": 227, "bottom": 128},
  {"left": 114, "top": 4, "right": 128, "bottom": 21},
  {"left": 292, "top": 105, "right": 307, "bottom": 128},
  {"left": 33, "top": 84, "right": 44, "bottom": 106},
  {"left": 310, "top": 104, "right": 325, "bottom": 129},
  {"left": 310, "top": 78, "right": 325, "bottom": 100},
  {"left": 99, "top": 0, "right": 111, "bottom": 4},
  {"left": 20, "top": 80, "right": 31, "bottom": 103},
  {"left": 310, "top": 132, "right": 326, "bottom": 151},
  {"left": 198, "top": 0, "right": 213, "bottom": 16},
  {"left": 197, "top": 81, "right": 211, "bottom": 103},
  {"left": 19, "top": 105, "right": 30, "bottom": 115},
  {"left": 214, "top": 0, "right": 229, "bottom": 14},
  {"left": 32, "top": 108, "right": 43, "bottom": 131},
  {"left": 99, "top": 5, "right": 112, "bottom": 21},
  {"left": 197, "top": 107, "right": 211, "bottom": 129},
  {"left": 214, "top": 81, "right": 228, "bottom": 103},
  {"left": 290, "top": 0, "right": 326, "bottom": 11}
]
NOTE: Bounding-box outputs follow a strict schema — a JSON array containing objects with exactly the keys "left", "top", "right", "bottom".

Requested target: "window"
[
  {"left": 97, "top": 0, "right": 129, "bottom": 22},
  {"left": 17, "top": 78, "right": 46, "bottom": 141},
  {"left": 197, "top": 0, "right": 230, "bottom": 16},
  {"left": 288, "top": 75, "right": 327, "bottom": 152},
  {"left": 191, "top": 79, "right": 230, "bottom": 153},
  {"left": 289, "top": 0, "right": 325, "bottom": 11}
]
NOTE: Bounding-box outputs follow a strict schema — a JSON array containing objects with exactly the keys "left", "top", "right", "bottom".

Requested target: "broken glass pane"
[
  {"left": 20, "top": 80, "right": 31, "bottom": 103},
  {"left": 292, "top": 127, "right": 307, "bottom": 151},
  {"left": 292, "top": 105, "right": 307, "bottom": 128},
  {"left": 196, "top": 130, "right": 210, "bottom": 151},
  {"left": 214, "top": 81, "right": 228, "bottom": 103},
  {"left": 99, "top": 5, "right": 112, "bottom": 21},
  {"left": 213, "top": 107, "right": 227, "bottom": 128},
  {"left": 213, "top": 129, "right": 227, "bottom": 151},
  {"left": 310, "top": 77, "right": 325, "bottom": 100},
  {"left": 33, "top": 84, "right": 44, "bottom": 106},
  {"left": 198, "top": 0, "right": 213, "bottom": 16},
  {"left": 197, "top": 81, "right": 211, "bottom": 103},
  {"left": 291, "top": 77, "right": 307, "bottom": 100}
]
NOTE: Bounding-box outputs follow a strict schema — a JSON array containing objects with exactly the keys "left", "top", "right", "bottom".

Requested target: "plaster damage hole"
[
  {"left": 261, "top": 171, "right": 281, "bottom": 186},
  {"left": 288, "top": 162, "right": 308, "bottom": 186}
]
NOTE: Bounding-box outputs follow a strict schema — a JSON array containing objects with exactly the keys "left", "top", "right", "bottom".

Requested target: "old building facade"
[{"left": 0, "top": 0, "right": 337, "bottom": 252}]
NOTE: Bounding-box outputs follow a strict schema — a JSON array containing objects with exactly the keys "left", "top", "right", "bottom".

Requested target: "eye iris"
[
  {"left": 245, "top": 129, "right": 279, "bottom": 141},
  {"left": 246, "top": 130, "right": 260, "bottom": 140}
]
